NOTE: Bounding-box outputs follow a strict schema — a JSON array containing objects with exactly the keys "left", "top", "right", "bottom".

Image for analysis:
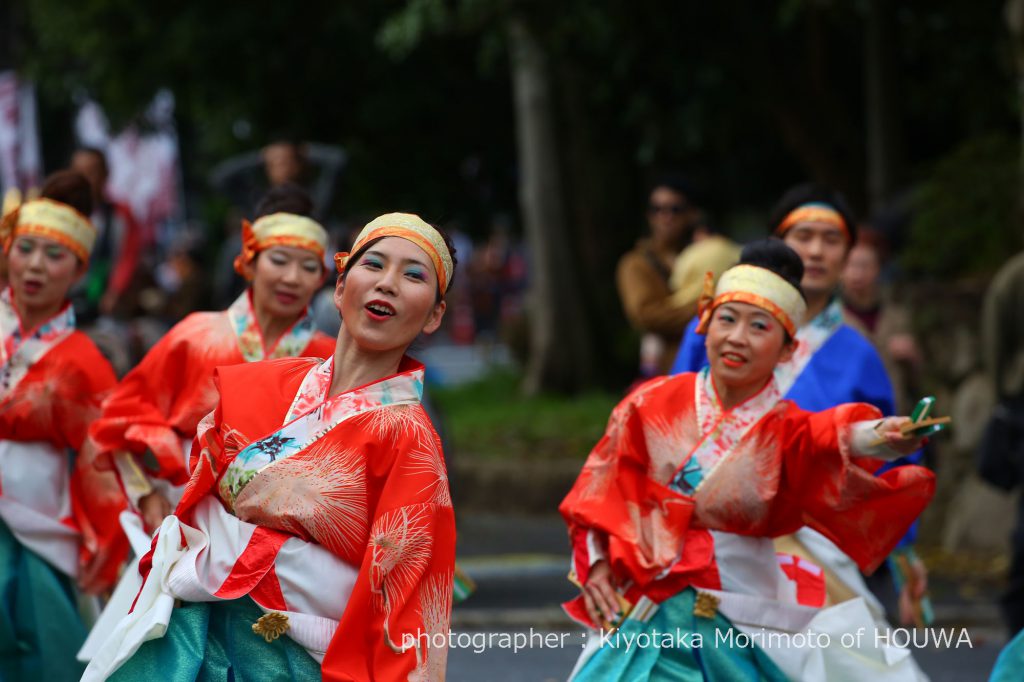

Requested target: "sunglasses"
[{"left": 648, "top": 203, "right": 687, "bottom": 215}]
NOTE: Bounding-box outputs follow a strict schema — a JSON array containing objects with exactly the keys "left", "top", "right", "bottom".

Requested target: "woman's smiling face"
[
  {"left": 705, "top": 301, "right": 795, "bottom": 394},
  {"left": 335, "top": 236, "right": 446, "bottom": 353},
  {"left": 247, "top": 245, "right": 324, "bottom": 320}
]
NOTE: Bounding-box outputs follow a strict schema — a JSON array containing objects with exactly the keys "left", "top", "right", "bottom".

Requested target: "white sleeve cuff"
[
  {"left": 586, "top": 529, "right": 607, "bottom": 567},
  {"left": 850, "top": 419, "right": 905, "bottom": 460},
  {"left": 113, "top": 451, "right": 155, "bottom": 510}
]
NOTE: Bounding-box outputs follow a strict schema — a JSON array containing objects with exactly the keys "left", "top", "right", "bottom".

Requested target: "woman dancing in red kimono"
[
  {"left": 0, "top": 171, "right": 127, "bottom": 679},
  {"left": 88, "top": 185, "right": 335, "bottom": 532},
  {"left": 86, "top": 212, "right": 458, "bottom": 681},
  {"left": 562, "top": 239, "right": 935, "bottom": 681}
]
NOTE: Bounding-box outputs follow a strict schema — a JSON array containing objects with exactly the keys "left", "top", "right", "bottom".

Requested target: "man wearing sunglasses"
[{"left": 616, "top": 174, "right": 701, "bottom": 375}]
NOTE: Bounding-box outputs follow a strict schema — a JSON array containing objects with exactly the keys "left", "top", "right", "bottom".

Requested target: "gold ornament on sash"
[
  {"left": 252, "top": 611, "right": 290, "bottom": 643},
  {"left": 693, "top": 591, "right": 720, "bottom": 619}
]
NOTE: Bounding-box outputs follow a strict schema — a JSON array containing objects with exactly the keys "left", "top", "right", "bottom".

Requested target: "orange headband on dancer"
[
  {"left": 233, "top": 212, "right": 329, "bottom": 277},
  {"left": 0, "top": 198, "right": 96, "bottom": 262},
  {"left": 775, "top": 202, "right": 848, "bottom": 240},
  {"left": 695, "top": 264, "right": 807, "bottom": 338},
  {"left": 334, "top": 212, "right": 453, "bottom": 295}
]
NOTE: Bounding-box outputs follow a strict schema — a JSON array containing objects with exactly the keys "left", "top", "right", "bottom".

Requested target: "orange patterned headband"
[
  {"left": 775, "top": 202, "right": 848, "bottom": 240},
  {"left": 334, "top": 212, "right": 453, "bottom": 294},
  {"left": 0, "top": 198, "right": 96, "bottom": 262},
  {"left": 695, "top": 264, "right": 806, "bottom": 338},
  {"left": 233, "top": 212, "right": 328, "bottom": 278}
]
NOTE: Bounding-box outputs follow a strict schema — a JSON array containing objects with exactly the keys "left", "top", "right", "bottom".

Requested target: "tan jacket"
[{"left": 616, "top": 239, "right": 696, "bottom": 373}]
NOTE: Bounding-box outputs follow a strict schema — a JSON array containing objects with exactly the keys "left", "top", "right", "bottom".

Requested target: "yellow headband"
[
  {"left": 334, "top": 212, "right": 453, "bottom": 294},
  {"left": 0, "top": 198, "right": 96, "bottom": 262},
  {"left": 775, "top": 202, "right": 849, "bottom": 240},
  {"left": 695, "top": 264, "right": 806, "bottom": 338},
  {"left": 233, "top": 212, "right": 328, "bottom": 277}
]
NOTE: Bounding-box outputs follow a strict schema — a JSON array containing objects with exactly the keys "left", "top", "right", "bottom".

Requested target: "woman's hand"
[
  {"left": 77, "top": 545, "right": 112, "bottom": 596},
  {"left": 897, "top": 556, "right": 929, "bottom": 626},
  {"left": 139, "top": 490, "right": 173, "bottom": 533},
  {"left": 875, "top": 417, "right": 926, "bottom": 455},
  {"left": 582, "top": 560, "right": 623, "bottom": 629}
]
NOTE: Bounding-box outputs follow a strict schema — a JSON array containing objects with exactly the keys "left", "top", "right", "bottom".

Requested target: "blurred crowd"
[{"left": 2, "top": 141, "right": 530, "bottom": 378}]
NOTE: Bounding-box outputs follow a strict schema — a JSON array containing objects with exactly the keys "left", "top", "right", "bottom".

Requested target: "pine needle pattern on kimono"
[
  {"left": 371, "top": 504, "right": 434, "bottom": 615},
  {"left": 643, "top": 413, "right": 697, "bottom": 485},
  {"left": 408, "top": 570, "right": 454, "bottom": 682},
  {"left": 404, "top": 432, "right": 452, "bottom": 508},
  {"left": 233, "top": 440, "right": 369, "bottom": 558}
]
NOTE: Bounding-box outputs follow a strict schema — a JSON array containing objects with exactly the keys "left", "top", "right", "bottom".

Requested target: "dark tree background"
[{"left": 1, "top": 0, "right": 1018, "bottom": 392}]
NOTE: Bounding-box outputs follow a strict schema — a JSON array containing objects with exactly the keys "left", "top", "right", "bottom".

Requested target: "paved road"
[
  {"left": 445, "top": 628, "right": 1003, "bottom": 681},
  {"left": 451, "top": 514, "right": 1008, "bottom": 680}
]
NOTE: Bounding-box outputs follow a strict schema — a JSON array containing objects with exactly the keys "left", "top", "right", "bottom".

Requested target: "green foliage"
[
  {"left": 905, "top": 133, "right": 1020, "bottom": 277},
  {"left": 431, "top": 370, "right": 618, "bottom": 460}
]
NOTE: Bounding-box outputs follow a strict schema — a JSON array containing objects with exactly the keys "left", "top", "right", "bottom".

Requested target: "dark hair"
[
  {"left": 767, "top": 183, "right": 857, "bottom": 247},
  {"left": 72, "top": 147, "right": 109, "bottom": 177},
  {"left": 736, "top": 238, "right": 806, "bottom": 344},
  {"left": 739, "top": 238, "right": 807, "bottom": 301},
  {"left": 648, "top": 172, "right": 695, "bottom": 205},
  {"left": 340, "top": 226, "right": 459, "bottom": 303},
  {"left": 254, "top": 182, "right": 315, "bottom": 218},
  {"left": 40, "top": 170, "right": 94, "bottom": 216}
]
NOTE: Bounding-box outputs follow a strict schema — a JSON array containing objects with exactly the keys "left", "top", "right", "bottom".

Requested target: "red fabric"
[
  {"left": 560, "top": 372, "right": 935, "bottom": 628},
  {"left": 213, "top": 526, "right": 290, "bottom": 599},
  {"left": 88, "top": 309, "right": 334, "bottom": 484},
  {"left": 0, "top": 331, "right": 128, "bottom": 588},
  {"left": 143, "top": 357, "right": 456, "bottom": 681},
  {"left": 249, "top": 563, "right": 289, "bottom": 612},
  {"left": 107, "top": 202, "right": 143, "bottom": 297},
  {"left": 779, "top": 554, "right": 827, "bottom": 607}
]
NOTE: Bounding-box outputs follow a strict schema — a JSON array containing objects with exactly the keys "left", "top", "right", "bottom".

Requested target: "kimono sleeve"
[
  {"left": 88, "top": 316, "right": 208, "bottom": 485},
  {"left": 172, "top": 407, "right": 225, "bottom": 521},
  {"left": 781, "top": 403, "right": 935, "bottom": 574},
  {"left": 559, "top": 381, "right": 710, "bottom": 622},
  {"left": 321, "top": 411, "right": 456, "bottom": 682},
  {"left": 55, "top": 343, "right": 129, "bottom": 589},
  {"left": 844, "top": 330, "right": 925, "bottom": 545}
]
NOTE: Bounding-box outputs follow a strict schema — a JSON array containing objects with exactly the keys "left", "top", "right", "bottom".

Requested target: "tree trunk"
[
  {"left": 864, "top": 0, "right": 904, "bottom": 213},
  {"left": 506, "top": 15, "right": 593, "bottom": 394},
  {"left": 1007, "top": 0, "right": 1024, "bottom": 232}
]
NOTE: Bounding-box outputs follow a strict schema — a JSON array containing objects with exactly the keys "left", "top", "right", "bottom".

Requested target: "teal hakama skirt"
[
  {"left": 0, "top": 518, "right": 87, "bottom": 681},
  {"left": 109, "top": 597, "right": 321, "bottom": 681},
  {"left": 990, "top": 627, "right": 1024, "bottom": 682},
  {"left": 571, "top": 588, "right": 790, "bottom": 682}
]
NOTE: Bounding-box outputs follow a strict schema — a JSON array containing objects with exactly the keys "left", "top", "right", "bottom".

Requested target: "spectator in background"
[
  {"left": 616, "top": 175, "right": 701, "bottom": 375},
  {"left": 978, "top": 248, "right": 1024, "bottom": 636},
  {"left": 70, "top": 147, "right": 148, "bottom": 322},
  {"left": 214, "top": 146, "right": 310, "bottom": 309},
  {"left": 262, "top": 139, "right": 307, "bottom": 188},
  {"left": 841, "top": 228, "right": 922, "bottom": 412}
]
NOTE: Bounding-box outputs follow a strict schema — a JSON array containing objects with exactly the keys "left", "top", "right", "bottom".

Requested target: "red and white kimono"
[
  {"left": 0, "top": 287, "right": 126, "bottom": 585},
  {"left": 87, "top": 355, "right": 456, "bottom": 681},
  {"left": 561, "top": 368, "right": 935, "bottom": 679},
  {"left": 89, "top": 289, "right": 335, "bottom": 491}
]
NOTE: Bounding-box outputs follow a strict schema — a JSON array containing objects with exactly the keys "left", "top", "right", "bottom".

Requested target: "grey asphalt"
[{"left": 451, "top": 514, "right": 1007, "bottom": 681}]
